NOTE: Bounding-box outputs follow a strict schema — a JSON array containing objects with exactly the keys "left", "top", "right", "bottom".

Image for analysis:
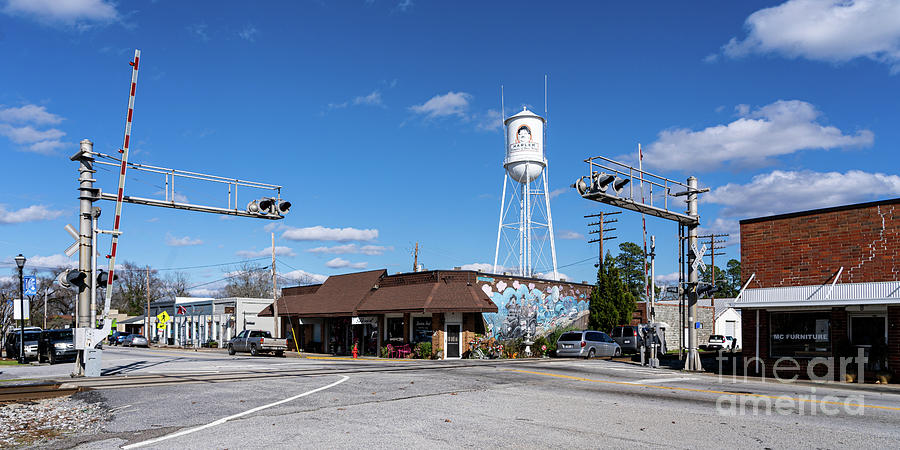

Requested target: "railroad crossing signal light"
[
  {"left": 61, "top": 269, "right": 88, "bottom": 289},
  {"left": 97, "top": 269, "right": 118, "bottom": 288},
  {"left": 612, "top": 177, "right": 630, "bottom": 194},
  {"left": 696, "top": 283, "right": 719, "bottom": 297},
  {"left": 592, "top": 173, "right": 615, "bottom": 193},
  {"left": 248, "top": 197, "right": 290, "bottom": 216}
]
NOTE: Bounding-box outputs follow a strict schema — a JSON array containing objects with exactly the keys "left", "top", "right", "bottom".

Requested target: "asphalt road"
[{"left": 4, "top": 347, "right": 900, "bottom": 449}]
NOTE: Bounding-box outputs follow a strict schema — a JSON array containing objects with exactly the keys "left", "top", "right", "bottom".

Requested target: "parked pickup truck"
[{"left": 227, "top": 330, "right": 287, "bottom": 357}]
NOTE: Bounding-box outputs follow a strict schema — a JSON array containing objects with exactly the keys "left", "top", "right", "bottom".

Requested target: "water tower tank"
[{"left": 504, "top": 107, "right": 546, "bottom": 183}]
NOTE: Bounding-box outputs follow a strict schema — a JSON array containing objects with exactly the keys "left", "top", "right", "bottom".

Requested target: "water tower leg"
[{"left": 493, "top": 173, "right": 508, "bottom": 274}]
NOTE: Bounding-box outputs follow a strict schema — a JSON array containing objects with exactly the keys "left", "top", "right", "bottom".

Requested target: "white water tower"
[{"left": 493, "top": 107, "right": 559, "bottom": 279}]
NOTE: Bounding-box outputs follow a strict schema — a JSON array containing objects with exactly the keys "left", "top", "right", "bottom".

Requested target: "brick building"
[{"left": 732, "top": 198, "right": 900, "bottom": 381}]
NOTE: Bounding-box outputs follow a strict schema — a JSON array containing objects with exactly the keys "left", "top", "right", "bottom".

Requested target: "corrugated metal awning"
[{"left": 731, "top": 280, "right": 900, "bottom": 308}]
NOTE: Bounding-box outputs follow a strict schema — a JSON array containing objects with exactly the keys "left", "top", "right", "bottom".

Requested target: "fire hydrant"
[{"left": 352, "top": 342, "right": 359, "bottom": 359}]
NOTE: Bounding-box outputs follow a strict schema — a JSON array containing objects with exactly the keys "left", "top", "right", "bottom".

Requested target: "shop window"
[
  {"left": 770, "top": 312, "right": 830, "bottom": 358},
  {"left": 387, "top": 317, "right": 404, "bottom": 343},
  {"left": 413, "top": 317, "right": 433, "bottom": 343}
]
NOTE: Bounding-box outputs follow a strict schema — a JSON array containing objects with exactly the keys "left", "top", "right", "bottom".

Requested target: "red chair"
[
  {"left": 396, "top": 344, "right": 411, "bottom": 358},
  {"left": 385, "top": 344, "right": 395, "bottom": 358}
]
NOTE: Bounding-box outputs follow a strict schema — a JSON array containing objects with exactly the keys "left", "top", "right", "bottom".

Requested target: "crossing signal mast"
[
  {"left": 68, "top": 49, "right": 292, "bottom": 376},
  {"left": 573, "top": 154, "right": 709, "bottom": 371}
]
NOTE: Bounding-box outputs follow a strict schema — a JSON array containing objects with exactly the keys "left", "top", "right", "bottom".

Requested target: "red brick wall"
[{"left": 740, "top": 201, "right": 900, "bottom": 288}]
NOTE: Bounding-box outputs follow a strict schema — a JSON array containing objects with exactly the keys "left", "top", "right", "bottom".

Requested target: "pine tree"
[{"left": 589, "top": 252, "right": 637, "bottom": 332}]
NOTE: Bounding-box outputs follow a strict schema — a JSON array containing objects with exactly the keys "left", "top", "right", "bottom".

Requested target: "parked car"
[
  {"left": 38, "top": 329, "right": 76, "bottom": 364},
  {"left": 108, "top": 331, "right": 129, "bottom": 346},
  {"left": 723, "top": 336, "right": 738, "bottom": 351},
  {"left": 555, "top": 330, "right": 621, "bottom": 359},
  {"left": 228, "top": 330, "right": 287, "bottom": 357},
  {"left": 4, "top": 328, "right": 42, "bottom": 360},
  {"left": 703, "top": 334, "right": 727, "bottom": 351},
  {"left": 122, "top": 334, "right": 149, "bottom": 347},
  {"left": 114, "top": 333, "right": 130, "bottom": 346},
  {"left": 611, "top": 325, "right": 643, "bottom": 354}
]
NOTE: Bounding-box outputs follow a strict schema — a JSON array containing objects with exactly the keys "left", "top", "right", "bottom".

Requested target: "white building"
[
  {"left": 715, "top": 298, "right": 742, "bottom": 349},
  {"left": 148, "top": 297, "right": 276, "bottom": 347}
]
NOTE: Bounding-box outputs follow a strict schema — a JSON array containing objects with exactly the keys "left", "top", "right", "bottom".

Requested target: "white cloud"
[
  {"left": 27, "top": 254, "right": 75, "bottom": 269},
  {"left": 281, "top": 225, "right": 378, "bottom": 242},
  {"left": 236, "top": 245, "right": 296, "bottom": 258},
  {"left": 189, "top": 287, "right": 220, "bottom": 297},
  {"left": 165, "top": 234, "right": 204, "bottom": 247},
  {"left": 643, "top": 100, "right": 873, "bottom": 171},
  {"left": 280, "top": 269, "right": 328, "bottom": 285},
  {"left": 238, "top": 24, "right": 258, "bottom": 42},
  {"left": 327, "top": 90, "right": 384, "bottom": 111},
  {"left": 0, "top": 104, "right": 63, "bottom": 125},
  {"left": 654, "top": 271, "right": 680, "bottom": 285},
  {"left": 324, "top": 257, "right": 367, "bottom": 269},
  {"left": 535, "top": 271, "right": 571, "bottom": 282},
  {"left": 396, "top": 0, "right": 413, "bottom": 13},
  {"left": 187, "top": 23, "right": 210, "bottom": 41},
  {"left": 0, "top": 124, "right": 65, "bottom": 144},
  {"left": 354, "top": 90, "right": 383, "bottom": 106},
  {"left": 458, "top": 263, "right": 497, "bottom": 272},
  {"left": 2, "top": 0, "right": 119, "bottom": 26},
  {"left": 706, "top": 169, "right": 900, "bottom": 219},
  {"left": 306, "top": 244, "right": 391, "bottom": 255},
  {"left": 0, "top": 204, "right": 65, "bottom": 224},
  {"left": 549, "top": 188, "right": 569, "bottom": 199},
  {"left": 475, "top": 108, "right": 502, "bottom": 131},
  {"left": 409, "top": 91, "right": 471, "bottom": 119},
  {"left": 556, "top": 230, "right": 584, "bottom": 240},
  {"left": 721, "top": 0, "right": 900, "bottom": 73}
]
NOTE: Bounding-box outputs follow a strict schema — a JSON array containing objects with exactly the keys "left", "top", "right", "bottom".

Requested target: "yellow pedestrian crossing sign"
[{"left": 157, "top": 310, "right": 171, "bottom": 325}]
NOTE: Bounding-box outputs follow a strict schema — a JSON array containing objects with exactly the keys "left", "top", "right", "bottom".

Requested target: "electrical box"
[{"left": 84, "top": 348, "right": 102, "bottom": 377}]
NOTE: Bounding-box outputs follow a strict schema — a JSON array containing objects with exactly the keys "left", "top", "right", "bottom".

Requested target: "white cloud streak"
[
  {"left": 235, "top": 245, "right": 296, "bottom": 258},
  {"left": 0, "top": 104, "right": 63, "bottom": 125},
  {"left": 238, "top": 24, "right": 258, "bottom": 42},
  {"left": 324, "top": 257, "right": 367, "bottom": 269},
  {"left": 720, "top": 0, "right": 900, "bottom": 74},
  {"left": 0, "top": 204, "right": 65, "bottom": 224},
  {"left": 556, "top": 230, "right": 584, "bottom": 240},
  {"left": 706, "top": 169, "right": 900, "bottom": 219},
  {"left": 281, "top": 225, "right": 378, "bottom": 242},
  {"left": 409, "top": 91, "right": 471, "bottom": 119},
  {"left": 2, "top": 0, "right": 119, "bottom": 26},
  {"left": 26, "top": 253, "right": 76, "bottom": 269},
  {"left": 306, "top": 244, "right": 391, "bottom": 255},
  {"left": 280, "top": 269, "right": 328, "bottom": 285},
  {"left": 643, "top": 100, "right": 873, "bottom": 171},
  {"left": 165, "top": 234, "right": 204, "bottom": 247}
]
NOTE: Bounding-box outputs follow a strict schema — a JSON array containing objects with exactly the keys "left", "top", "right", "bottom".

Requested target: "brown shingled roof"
[{"left": 260, "top": 269, "right": 497, "bottom": 317}]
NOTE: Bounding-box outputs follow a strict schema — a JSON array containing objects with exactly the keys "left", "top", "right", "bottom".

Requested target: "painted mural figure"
[{"left": 480, "top": 279, "right": 589, "bottom": 341}]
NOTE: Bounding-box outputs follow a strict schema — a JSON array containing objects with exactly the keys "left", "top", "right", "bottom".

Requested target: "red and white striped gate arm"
[{"left": 103, "top": 49, "right": 140, "bottom": 314}]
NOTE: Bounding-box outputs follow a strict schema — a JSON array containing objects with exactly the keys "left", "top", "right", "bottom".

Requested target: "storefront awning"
[{"left": 731, "top": 280, "right": 900, "bottom": 308}]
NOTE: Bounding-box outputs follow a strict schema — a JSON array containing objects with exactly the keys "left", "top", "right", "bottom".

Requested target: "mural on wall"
[{"left": 479, "top": 277, "right": 589, "bottom": 340}]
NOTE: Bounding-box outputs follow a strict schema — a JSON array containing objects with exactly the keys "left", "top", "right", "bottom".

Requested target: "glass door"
[{"left": 446, "top": 324, "right": 461, "bottom": 358}]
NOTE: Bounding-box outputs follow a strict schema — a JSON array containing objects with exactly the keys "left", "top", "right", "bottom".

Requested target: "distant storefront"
[
  {"left": 148, "top": 297, "right": 275, "bottom": 347},
  {"left": 732, "top": 198, "right": 900, "bottom": 381},
  {"left": 260, "top": 269, "right": 592, "bottom": 359}
]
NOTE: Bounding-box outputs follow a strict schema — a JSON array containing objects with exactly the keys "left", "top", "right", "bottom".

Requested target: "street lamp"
[{"left": 14, "top": 254, "right": 26, "bottom": 364}]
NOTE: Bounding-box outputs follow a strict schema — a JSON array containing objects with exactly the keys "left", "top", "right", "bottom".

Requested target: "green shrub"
[
  {"left": 414, "top": 342, "right": 432, "bottom": 359},
  {"left": 380, "top": 346, "right": 390, "bottom": 358},
  {"left": 208, "top": 341, "right": 218, "bottom": 348}
]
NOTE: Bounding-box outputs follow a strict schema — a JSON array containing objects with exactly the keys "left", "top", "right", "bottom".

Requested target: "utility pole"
[
  {"left": 697, "top": 233, "right": 729, "bottom": 297},
  {"left": 43, "top": 288, "right": 48, "bottom": 330},
  {"left": 413, "top": 242, "right": 419, "bottom": 272},
  {"left": 272, "top": 232, "right": 279, "bottom": 338},
  {"left": 586, "top": 211, "right": 619, "bottom": 267},
  {"left": 145, "top": 266, "right": 150, "bottom": 338}
]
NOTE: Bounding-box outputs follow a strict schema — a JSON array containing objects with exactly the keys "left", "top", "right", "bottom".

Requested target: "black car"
[{"left": 38, "top": 329, "right": 77, "bottom": 364}]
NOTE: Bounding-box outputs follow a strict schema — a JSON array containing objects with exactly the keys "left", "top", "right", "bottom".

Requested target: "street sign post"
[{"left": 14, "top": 299, "right": 30, "bottom": 320}]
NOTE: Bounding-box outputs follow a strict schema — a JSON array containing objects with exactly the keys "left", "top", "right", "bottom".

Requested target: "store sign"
[
  {"left": 352, "top": 316, "right": 377, "bottom": 326},
  {"left": 770, "top": 312, "right": 831, "bottom": 357},
  {"left": 224, "top": 306, "right": 235, "bottom": 314},
  {"left": 413, "top": 317, "right": 433, "bottom": 343}
]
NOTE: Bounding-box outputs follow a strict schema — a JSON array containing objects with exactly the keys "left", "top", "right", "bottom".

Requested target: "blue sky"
[{"left": 2, "top": 0, "right": 899, "bottom": 294}]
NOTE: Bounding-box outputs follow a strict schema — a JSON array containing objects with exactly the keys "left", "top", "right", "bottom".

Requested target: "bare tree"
[
  {"left": 221, "top": 262, "right": 270, "bottom": 298},
  {"left": 110, "top": 261, "right": 166, "bottom": 316},
  {"left": 161, "top": 271, "right": 192, "bottom": 299}
]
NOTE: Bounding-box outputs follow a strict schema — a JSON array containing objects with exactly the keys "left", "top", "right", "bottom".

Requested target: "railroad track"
[{"left": 0, "top": 383, "right": 84, "bottom": 403}]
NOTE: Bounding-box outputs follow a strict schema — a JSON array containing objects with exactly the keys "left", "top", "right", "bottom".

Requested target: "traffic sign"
[
  {"left": 64, "top": 223, "right": 79, "bottom": 257},
  {"left": 23, "top": 276, "right": 37, "bottom": 296},
  {"left": 157, "top": 322, "right": 167, "bottom": 331},
  {"left": 157, "top": 310, "right": 171, "bottom": 324},
  {"left": 690, "top": 243, "right": 707, "bottom": 272}
]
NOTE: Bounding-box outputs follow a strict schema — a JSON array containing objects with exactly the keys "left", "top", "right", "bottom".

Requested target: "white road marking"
[
  {"left": 629, "top": 377, "right": 696, "bottom": 384},
  {"left": 121, "top": 375, "right": 349, "bottom": 449}
]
